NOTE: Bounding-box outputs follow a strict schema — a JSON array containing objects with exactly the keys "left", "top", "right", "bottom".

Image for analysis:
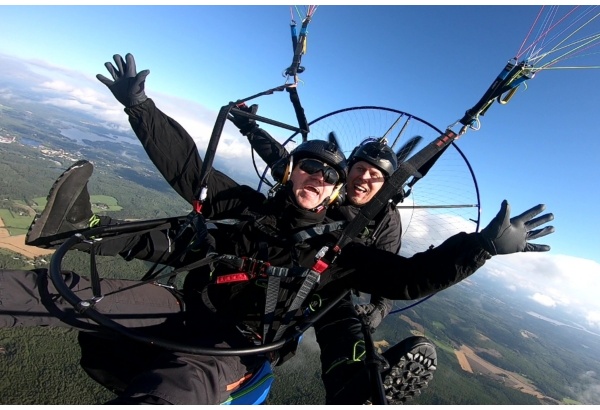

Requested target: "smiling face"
[
  {"left": 346, "top": 160, "right": 386, "bottom": 206},
  {"left": 290, "top": 163, "right": 337, "bottom": 210}
]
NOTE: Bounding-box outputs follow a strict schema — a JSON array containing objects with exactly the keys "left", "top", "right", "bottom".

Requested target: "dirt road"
[
  {"left": 454, "top": 344, "right": 560, "bottom": 404},
  {"left": 0, "top": 217, "right": 54, "bottom": 259}
]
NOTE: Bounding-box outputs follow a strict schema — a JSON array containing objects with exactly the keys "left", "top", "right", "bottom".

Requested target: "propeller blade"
[
  {"left": 328, "top": 131, "right": 341, "bottom": 150},
  {"left": 396, "top": 135, "right": 423, "bottom": 163}
]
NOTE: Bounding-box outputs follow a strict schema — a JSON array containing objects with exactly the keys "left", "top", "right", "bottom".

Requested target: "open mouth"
[
  {"left": 352, "top": 184, "right": 368, "bottom": 194},
  {"left": 303, "top": 185, "right": 320, "bottom": 195}
]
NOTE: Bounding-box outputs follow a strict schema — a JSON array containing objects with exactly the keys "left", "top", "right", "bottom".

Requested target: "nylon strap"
[
  {"left": 89, "top": 242, "right": 102, "bottom": 298},
  {"left": 262, "top": 276, "right": 281, "bottom": 341},
  {"left": 271, "top": 268, "right": 321, "bottom": 342},
  {"left": 290, "top": 220, "right": 347, "bottom": 243},
  {"left": 198, "top": 104, "right": 233, "bottom": 190},
  {"left": 286, "top": 87, "right": 309, "bottom": 141}
]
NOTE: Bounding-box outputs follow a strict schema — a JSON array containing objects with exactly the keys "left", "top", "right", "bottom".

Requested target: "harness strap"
[
  {"left": 209, "top": 216, "right": 346, "bottom": 246},
  {"left": 270, "top": 244, "right": 339, "bottom": 342},
  {"left": 286, "top": 86, "right": 309, "bottom": 142},
  {"left": 262, "top": 276, "right": 281, "bottom": 341},
  {"left": 271, "top": 268, "right": 320, "bottom": 342},
  {"left": 201, "top": 286, "right": 218, "bottom": 313},
  {"left": 290, "top": 220, "right": 347, "bottom": 243}
]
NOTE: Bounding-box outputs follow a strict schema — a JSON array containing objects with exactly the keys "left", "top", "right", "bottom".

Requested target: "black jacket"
[
  {"left": 246, "top": 126, "right": 400, "bottom": 316},
  {"left": 123, "top": 99, "right": 490, "bottom": 342}
]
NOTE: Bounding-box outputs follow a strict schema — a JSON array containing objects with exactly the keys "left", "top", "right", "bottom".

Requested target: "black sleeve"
[
  {"left": 125, "top": 99, "right": 263, "bottom": 219},
  {"left": 246, "top": 127, "right": 290, "bottom": 167},
  {"left": 368, "top": 206, "right": 402, "bottom": 319},
  {"left": 368, "top": 295, "right": 394, "bottom": 317},
  {"left": 125, "top": 99, "right": 204, "bottom": 205},
  {"left": 372, "top": 205, "right": 402, "bottom": 254},
  {"left": 330, "top": 232, "right": 491, "bottom": 300}
]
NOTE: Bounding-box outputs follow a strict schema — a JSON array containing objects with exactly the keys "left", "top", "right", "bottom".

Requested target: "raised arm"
[
  {"left": 97, "top": 53, "right": 259, "bottom": 218},
  {"left": 97, "top": 53, "right": 203, "bottom": 204}
]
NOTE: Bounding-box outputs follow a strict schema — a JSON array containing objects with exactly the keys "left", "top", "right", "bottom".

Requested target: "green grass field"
[
  {"left": 0, "top": 208, "right": 33, "bottom": 236},
  {"left": 0, "top": 195, "right": 122, "bottom": 236},
  {"left": 30, "top": 195, "right": 123, "bottom": 213}
]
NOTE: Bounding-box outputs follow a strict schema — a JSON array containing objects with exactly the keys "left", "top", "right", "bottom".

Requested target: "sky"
[{"left": 1, "top": 4, "right": 600, "bottom": 329}]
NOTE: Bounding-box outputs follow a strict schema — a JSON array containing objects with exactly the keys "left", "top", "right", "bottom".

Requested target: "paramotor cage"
[{"left": 49, "top": 222, "right": 350, "bottom": 356}]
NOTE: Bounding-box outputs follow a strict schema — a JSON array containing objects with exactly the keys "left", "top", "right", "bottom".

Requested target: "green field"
[
  {"left": 0, "top": 208, "right": 33, "bottom": 236},
  {"left": 0, "top": 195, "right": 122, "bottom": 236},
  {"left": 31, "top": 195, "right": 123, "bottom": 213}
]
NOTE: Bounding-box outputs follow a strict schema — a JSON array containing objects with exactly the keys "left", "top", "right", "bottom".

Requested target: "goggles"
[{"left": 297, "top": 158, "right": 340, "bottom": 185}]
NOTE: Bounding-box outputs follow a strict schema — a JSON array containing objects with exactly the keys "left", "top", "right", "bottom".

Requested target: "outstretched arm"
[{"left": 335, "top": 201, "right": 555, "bottom": 300}]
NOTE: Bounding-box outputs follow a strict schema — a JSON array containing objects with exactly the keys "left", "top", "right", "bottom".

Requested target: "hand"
[
  {"left": 228, "top": 103, "right": 259, "bottom": 136},
  {"left": 355, "top": 303, "right": 384, "bottom": 333},
  {"left": 96, "top": 53, "right": 149, "bottom": 107},
  {"left": 480, "top": 200, "right": 555, "bottom": 255}
]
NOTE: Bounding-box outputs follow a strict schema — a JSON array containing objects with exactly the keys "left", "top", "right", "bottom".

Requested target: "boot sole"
[
  {"left": 25, "top": 160, "right": 93, "bottom": 248},
  {"left": 382, "top": 336, "right": 437, "bottom": 404}
]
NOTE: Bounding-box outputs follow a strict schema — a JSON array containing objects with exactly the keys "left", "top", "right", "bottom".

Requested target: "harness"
[{"left": 160, "top": 213, "right": 348, "bottom": 345}]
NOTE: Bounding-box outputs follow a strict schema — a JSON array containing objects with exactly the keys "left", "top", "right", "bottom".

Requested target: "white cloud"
[
  {"left": 6, "top": 53, "right": 262, "bottom": 176},
  {"left": 586, "top": 311, "right": 600, "bottom": 329},
  {"left": 482, "top": 253, "right": 600, "bottom": 329},
  {"left": 572, "top": 371, "right": 600, "bottom": 405},
  {"left": 530, "top": 293, "right": 557, "bottom": 307}
]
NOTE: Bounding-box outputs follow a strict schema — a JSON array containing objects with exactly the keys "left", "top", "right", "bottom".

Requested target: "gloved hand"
[
  {"left": 96, "top": 53, "right": 149, "bottom": 108},
  {"left": 355, "top": 303, "right": 384, "bottom": 333},
  {"left": 480, "top": 200, "right": 555, "bottom": 255},
  {"left": 228, "top": 103, "right": 259, "bottom": 136}
]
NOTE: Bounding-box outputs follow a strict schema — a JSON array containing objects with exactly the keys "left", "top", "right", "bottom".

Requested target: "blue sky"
[{"left": 1, "top": 5, "right": 600, "bottom": 328}]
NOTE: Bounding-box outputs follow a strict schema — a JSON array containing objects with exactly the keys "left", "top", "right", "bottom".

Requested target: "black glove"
[
  {"left": 228, "top": 103, "right": 259, "bottom": 136},
  {"left": 96, "top": 53, "right": 149, "bottom": 108},
  {"left": 480, "top": 200, "right": 555, "bottom": 255},
  {"left": 355, "top": 303, "right": 384, "bottom": 333}
]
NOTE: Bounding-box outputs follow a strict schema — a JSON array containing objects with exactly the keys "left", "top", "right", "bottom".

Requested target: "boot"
[
  {"left": 26, "top": 160, "right": 99, "bottom": 248},
  {"left": 380, "top": 335, "right": 437, "bottom": 404}
]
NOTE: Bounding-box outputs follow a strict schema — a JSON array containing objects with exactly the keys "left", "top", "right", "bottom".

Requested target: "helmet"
[
  {"left": 291, "top": 139, "right": 348, "bottom": 183},
  {"left": 348, "top": 139, "right": 398, "bottom": 177},
  {"left": 268, "top": 139, "right": 347, "bottom": 210}
]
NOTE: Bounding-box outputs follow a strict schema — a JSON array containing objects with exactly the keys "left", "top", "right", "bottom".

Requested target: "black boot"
[
  {"left": 26, "top": 160, "right": 98, "bottom": 248},
  {"left": 380, "top": 335, "right": 437, "bottom": 404}
]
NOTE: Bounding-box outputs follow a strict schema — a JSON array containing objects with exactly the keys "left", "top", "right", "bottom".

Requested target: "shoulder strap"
[{"left": 290, "top": 220, "right": 347, "bottom": 243}]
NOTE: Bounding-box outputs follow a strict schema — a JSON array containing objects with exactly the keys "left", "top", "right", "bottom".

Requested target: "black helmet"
[
  {"left": 291, "top": 139, "right": 348, "bottom": 183},
  {"left": 348, "top": 139, "right": 398, "bottom": 177}
]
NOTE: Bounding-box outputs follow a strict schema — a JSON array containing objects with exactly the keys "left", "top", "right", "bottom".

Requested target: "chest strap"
[{"left": 269, "top": 245, "right": 340, "bottom": 343}]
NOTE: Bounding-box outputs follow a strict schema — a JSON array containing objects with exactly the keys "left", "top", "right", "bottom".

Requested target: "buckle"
[
  {"left": 312, "top": 245, "right": 341, "bottom": 274},
  {"left": 241, "top": 257, "right": 271, "bottom": 279}
]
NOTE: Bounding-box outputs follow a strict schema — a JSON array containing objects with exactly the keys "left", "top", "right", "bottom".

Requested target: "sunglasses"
[{"left": 297, "top": 158, "right": 340, "bottom": 184}]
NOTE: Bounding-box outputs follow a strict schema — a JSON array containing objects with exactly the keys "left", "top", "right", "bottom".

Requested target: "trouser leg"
[
  {"left": 0, "top": 268, "right": 181, "bottom": 329},
  {"left": 74, "top": 226, "right": 178, "bottom": 264},
  {"left": 104, "top": 348, "right": 261, "bottom": 405},
  {"left": 314, "top": 294, "right": 372, "bottom": 404}
]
